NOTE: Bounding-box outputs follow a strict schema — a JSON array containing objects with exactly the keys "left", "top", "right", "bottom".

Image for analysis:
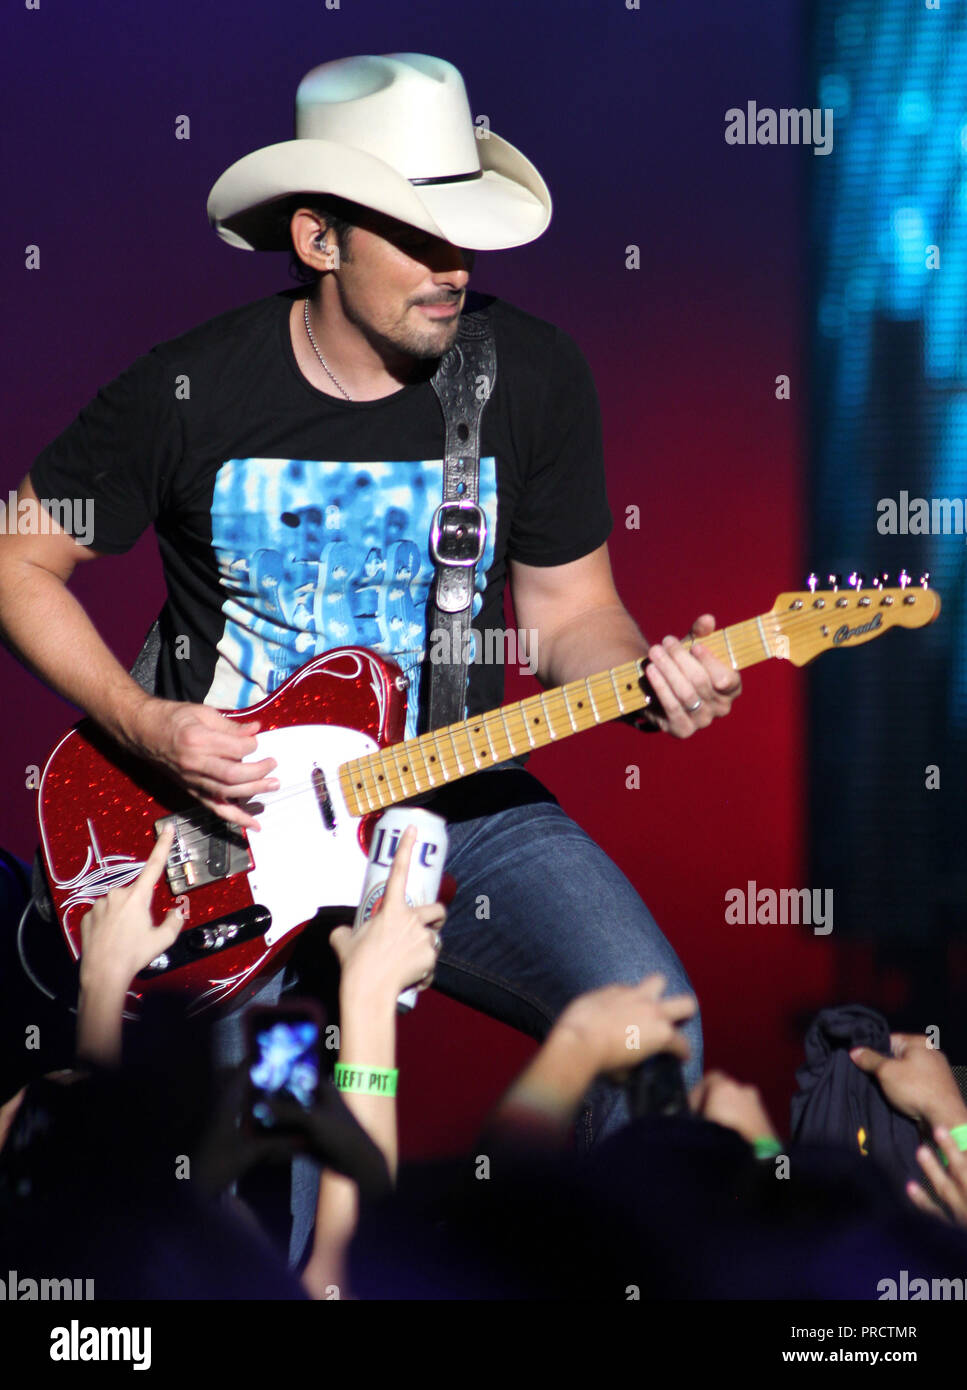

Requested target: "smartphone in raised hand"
[{"left": 244, "top": 998, "right": 324, "bottom": 1135}]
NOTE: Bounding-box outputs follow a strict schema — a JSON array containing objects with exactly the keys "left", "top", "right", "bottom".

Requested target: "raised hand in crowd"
[
  {"left": 194, "top": 1063, "right": 390, "bottom": 1206},
  {"left": 849, "top": 1033, "right": 967, "bottom": 1132},
  {"left": 689, "top": 1070, "right": 779, "bottom": 1144},
  {"left": 303, "top": 825, "right": 445, "bottom": 1298},
  {"left": 327, "top": 824, "right": 443, "bottom": 1020},
  {"left": 850, "top": 1033, "right": 967, "bottom": 1226},
  {"left": 76, "top": 825, "right": 184, "bottom": 1065},
  {"left": 486, "top": 972, "right": 697, "bottom": 1145}
]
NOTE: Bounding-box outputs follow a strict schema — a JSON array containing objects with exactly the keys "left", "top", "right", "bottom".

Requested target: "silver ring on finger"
[
  {"left": 428, "top": 927, "right": 443, "bottom": 955},
  {"left": 685, "top": 698, "right": 703, "bottom": 713}
]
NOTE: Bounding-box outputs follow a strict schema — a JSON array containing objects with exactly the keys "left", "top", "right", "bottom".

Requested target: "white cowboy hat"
[{"left": 207, "top": 53, "right": 552, "bottom": 253}]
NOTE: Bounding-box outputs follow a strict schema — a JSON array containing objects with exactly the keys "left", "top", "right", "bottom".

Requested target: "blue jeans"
[{"left": 214, "top": 766, "right": 702, "bottom": 1268}]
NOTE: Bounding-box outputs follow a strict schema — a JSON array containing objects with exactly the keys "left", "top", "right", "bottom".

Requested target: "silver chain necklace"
[{"left": 304, "top": 298, "right": 352, "bottom": 401}]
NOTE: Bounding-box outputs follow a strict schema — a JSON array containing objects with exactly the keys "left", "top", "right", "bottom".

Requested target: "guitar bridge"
[{"left": 155, "top": 812, "right": 252, "bottom": 893}]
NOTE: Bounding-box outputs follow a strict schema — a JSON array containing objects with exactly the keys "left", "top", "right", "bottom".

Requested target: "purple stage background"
[{"left": 1, "top": 0, "right": 822, "bottom": 1148}]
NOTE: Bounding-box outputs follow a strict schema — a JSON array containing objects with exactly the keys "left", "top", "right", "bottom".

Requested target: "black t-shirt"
[{"left": 30, "top": 288, "right": 612, "bottom": 734}]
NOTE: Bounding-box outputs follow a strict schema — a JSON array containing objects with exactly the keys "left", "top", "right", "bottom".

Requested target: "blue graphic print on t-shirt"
[{"left": 206, "top": 456, "right": 497, "bottom": 736}]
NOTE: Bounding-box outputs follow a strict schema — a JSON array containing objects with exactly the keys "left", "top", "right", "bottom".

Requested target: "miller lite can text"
[{"left": 354, "top": 807, "right": 449, "bottom": 1012}]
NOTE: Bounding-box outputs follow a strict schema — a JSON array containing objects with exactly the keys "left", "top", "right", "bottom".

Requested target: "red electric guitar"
[{"left": 35, "top": 582, "right": 940, "bottom": 1014}]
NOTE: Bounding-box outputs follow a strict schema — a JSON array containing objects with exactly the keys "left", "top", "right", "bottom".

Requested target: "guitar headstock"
[{"left": 769, "top": 574, "right": 940, "bottom": 666}]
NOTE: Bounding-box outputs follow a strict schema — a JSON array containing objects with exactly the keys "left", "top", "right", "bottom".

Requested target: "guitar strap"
[
  {"left": 421, "top": 306, "right": 497, "bottom": 731},
  {"left": 130, "top": 619, "right": 163, "bottom": 695}
]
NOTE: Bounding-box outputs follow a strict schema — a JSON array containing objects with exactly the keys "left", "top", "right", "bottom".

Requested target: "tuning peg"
[
  {"left": 806, "top": 572, "right": 819, "bottom": 593},
  {"left": 871, "top": 572, "right": 889, "bottom": 591},
  {"left": 920, "top": 572, "right": 930, "bottom": 589},
  {"left": 828, "top": 573, "right": 842, "bottom": 592},
  {"left": 848, "top": 571, "right": 866, "bottom": 590},
  {"left": 898, "top": 569, "right": 911, "bottom": 589}
]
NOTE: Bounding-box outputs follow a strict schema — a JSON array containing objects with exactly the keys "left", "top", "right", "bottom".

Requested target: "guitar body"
[{"left": 37, "top": 648, "right": 406, "bottom": 1014}]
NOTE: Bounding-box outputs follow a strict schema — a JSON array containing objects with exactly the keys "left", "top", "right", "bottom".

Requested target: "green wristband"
[
  {"left": 950, "top": 1124, "right": 967, "bottom": 1152},
  {"left": 334, "top": 1064, "right": 398, "bottom": 1098},
  {"left": 937, "top": 1123, "right": 967, "bottom": 1166},
  {"left": 753, "top": 1135, "right": 783, "bottom": 1160}
]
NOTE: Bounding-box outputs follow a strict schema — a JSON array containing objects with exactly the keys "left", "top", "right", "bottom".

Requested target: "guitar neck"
[{"left": 339, "top": 612, "right": 779, "bottom": 816}]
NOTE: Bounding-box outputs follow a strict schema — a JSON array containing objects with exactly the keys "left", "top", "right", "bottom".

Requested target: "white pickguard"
[{"left": 244, "top": 724, "right": 377, "bottom": 945}]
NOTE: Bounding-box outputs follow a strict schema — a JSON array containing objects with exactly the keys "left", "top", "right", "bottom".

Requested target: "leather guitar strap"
[{"left": 421, "top": 307, "right": 497, "bottom": 732}]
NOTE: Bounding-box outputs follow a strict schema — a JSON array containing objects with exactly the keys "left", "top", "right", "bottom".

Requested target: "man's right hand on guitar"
[{"left": 124, "top": 696, "right": 279, "bottom": 830}]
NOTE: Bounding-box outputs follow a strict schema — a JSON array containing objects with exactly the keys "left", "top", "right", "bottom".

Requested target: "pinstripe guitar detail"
[{"left": 36, "top": 584, "right": 940, "bottom": 1013}]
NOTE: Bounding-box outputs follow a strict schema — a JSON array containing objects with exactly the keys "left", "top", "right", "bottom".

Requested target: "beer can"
[{"left": 353, "top": 807, "right": 449, "bottom": 1013}]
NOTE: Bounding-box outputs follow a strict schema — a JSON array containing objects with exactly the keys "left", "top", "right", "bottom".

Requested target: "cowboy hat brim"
[{"left": 207, "top": 131, "right": 552, "bottom": 252}]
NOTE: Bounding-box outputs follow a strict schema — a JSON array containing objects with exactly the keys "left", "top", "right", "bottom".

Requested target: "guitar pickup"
[
  {"left": 138, "top": 905, "right": 272, "bottom": 978},
  {"left": 155, "top": 813, "right": 253, "bottom": 894}
]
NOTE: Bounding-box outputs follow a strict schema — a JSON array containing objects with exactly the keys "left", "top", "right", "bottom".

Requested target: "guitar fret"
[
  {"left": 352, "top": 767, "right": 372, "bottom": 811},
  {"left": 349, "top": 761, "right": 378, "bottom": 814},
  {"left": 596, "top": 669, "right": 624, "bottom": 720},
  {"left": 465, "top": 717, "right": 489, "bottom": 769},
  {"left": 502, "top": 701, "right": 535, "bottom": 750},
  {"left": 462, "top": 721, "right": 484, "bottom": 769},
  {"left": 754, "top": 615, "right": 771, "bottom": 659},
  {"left": 522, "top": 693, "right": 548, "bottom": 743},
  {"left": 498, "top": 707, "right": 520, "bottom": 758},
  {"left": 385, "top": 743, "right": 413, "bottom": 801},
  {"left": 423, "top": 735, "right": 442, "bottom": 782},
  {"left": 422, "top": 733, "right": 445, "bottom": 785},
  {"left": 598, "top": 674, "right": 621, "bottom": 721},
  {"left": 408, "top": 733, "right": 433, "bottom": 789},
  {"left": 560, "top": 684, "right": 579, "bottom": 731},
  {"left": 616, "top": 662, "right": 644, "bottom": 712},
  {"left": 444, "top": 723, "right": 467, "bottom": 778},
  {"left": 372, "top": 748, "right": 402, "bottom": 806},
  {"left": 387, "top": 748, "right": 406, "bottom": 801},
  {"left": 479, "top": 712, "right": 501, "bottom": 764},
  {"left": 538, "top": 691, "right": 558, "bottom": 739},
  {"left": 723, "top": 627, "right": 737, "bottom": 670},
  {"left": 607, "top": 668, "right": 626, "bottom": 716},
  {"left": 550, "top": 688, "right": 576, "bottom": 735},
  {"left": 583, "top": 676, "right": 600, "bottom": 722},
  {"left": 565, "top": 680, "right": 593, "bottom": 727}
]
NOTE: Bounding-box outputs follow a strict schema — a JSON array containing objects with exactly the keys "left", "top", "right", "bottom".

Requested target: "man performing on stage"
[{"left": 0, "top": 53, "right": 741, "bottom": 1262}]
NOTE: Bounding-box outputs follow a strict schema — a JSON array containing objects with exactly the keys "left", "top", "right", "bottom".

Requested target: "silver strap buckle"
[{"left": 429, "top": 501, "right": 487, "bottom": 568}]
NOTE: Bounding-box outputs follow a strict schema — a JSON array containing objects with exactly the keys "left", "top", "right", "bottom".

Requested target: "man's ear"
[{"left": 290, "top": 208, "right": 332, "bottom": 271}]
